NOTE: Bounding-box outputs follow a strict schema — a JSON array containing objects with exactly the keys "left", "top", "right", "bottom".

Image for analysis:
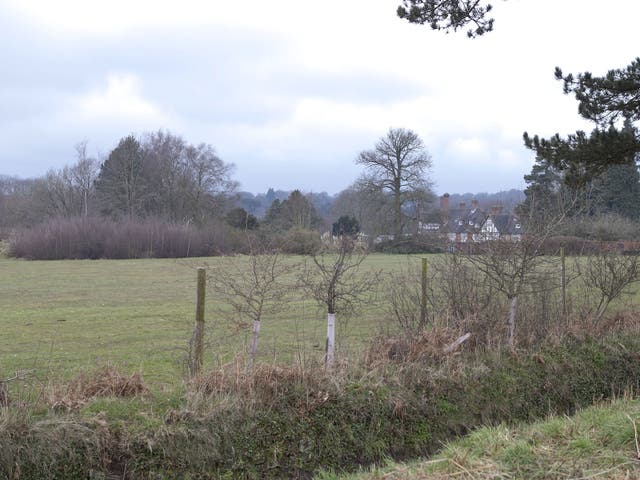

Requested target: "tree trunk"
[
  {"left": 249, "top": 320, "right": 261, "bottom": 373},
  {"left": 326, "top": 313, "right": 335, "bottom": 368},
  {"left": 394, "top": 188, "right": 402, "bottom": 238},
  {"left": 420, "top": 257, "right": 427, "bottom": 328},
  {"left": 508, "top": 296, "right": 517, "bottom": 349},
  {"left": 560, "top": 247, "right": 566, "bottom": 316}
]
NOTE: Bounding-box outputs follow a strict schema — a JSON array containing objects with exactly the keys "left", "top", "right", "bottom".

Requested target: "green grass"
[
  {"left": 0, "top": 254, "right": 414, "bottom": 385},
  {"left": 320, "top": 397, "right": 640, "bottom": 479},
  {"left": 2, "top": 252, "right": 638, "bottom": 387}
]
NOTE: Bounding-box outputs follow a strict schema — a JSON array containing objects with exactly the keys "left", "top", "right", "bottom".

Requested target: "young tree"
[
  {"left": 209, "top": 246, "right": 295, "bottom": 372},
  {"left": 579, "top": 252, "right": 640, "bottom": 324},
  {"left": 300, "top": 236, "right": 378, "bottom": 367},
  {"left": 464, "top": 236, "right": 553, "bottom": 349},
  {"left": 356, "top": 128, "right": 432, "bottom": 238}
]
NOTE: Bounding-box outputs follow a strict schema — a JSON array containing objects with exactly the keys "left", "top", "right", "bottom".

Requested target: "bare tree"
[
  {"left": 385, "top": 258, "right": 439, "bottom": 335},
  {"left": 143, "top": 131, "right": 189, "bottom": 221},
  {"left": 578, "top": 252, "right": 640, "bottom": 324},
  {"left": 465, "top": 236, "right": 557, "bottom": 348},
  {"left": 332, "top": 183, "right": 395, "bottom": 239},
  {"left": 208, "top": 243, "right": 296, "bottom": 372},
  {"left": 356, "top": 128, "right": 432, "bottom": 238},
  {"left": 184, "top": 143, "right": 237, "bottom": 224},
  {"left": 300, "top": 236, "right": 378, "bottom": 367},
  {"left": 70, "top": 140, "right": 99, "bottom": 217}
]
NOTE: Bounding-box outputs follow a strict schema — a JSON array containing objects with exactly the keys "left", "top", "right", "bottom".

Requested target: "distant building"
[{"left": 430, "top": 194, "right": 523, "bottom": 243}]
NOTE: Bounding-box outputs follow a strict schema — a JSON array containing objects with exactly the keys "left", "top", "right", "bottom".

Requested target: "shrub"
[
  {"left": 373, "top": 234, "right": 445, "bottom": 254},
  {"left": 280, "top": 227, "right": 322, "bottom": 254},
  {"left": 8, "top": 217, "right": 245, "bottom": 260}
]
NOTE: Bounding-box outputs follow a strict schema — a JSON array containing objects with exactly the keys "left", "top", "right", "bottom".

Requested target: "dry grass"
[
  {"left": 187, "top": 357, "right": 340, "bottom": 413},
  {"left": 47, "top": 365, "right": 149, "bottom": 411},
  {"left": 364, "top": 328, "right": 465, "bottom": 365}
]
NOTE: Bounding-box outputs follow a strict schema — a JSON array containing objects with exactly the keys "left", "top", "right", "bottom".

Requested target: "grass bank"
[
  {"left": 325, "top": 396, "right": 640, "bottom": 479},
  {"left": 2, "top": 334, "right": 640, "bottom": 479}
]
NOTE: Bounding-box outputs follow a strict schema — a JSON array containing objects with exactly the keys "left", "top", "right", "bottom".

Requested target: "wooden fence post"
[
  {"left": 193, "top": 267, "right": 206, "bottom": 376},
  {"left": 420, "top": 257, "right": 428, "bottom": 326},
  {"left": 560, "top": 247, "right": 566, "bottom": 316}
]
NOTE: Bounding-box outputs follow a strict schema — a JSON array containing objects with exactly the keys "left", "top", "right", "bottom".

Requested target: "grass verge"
[
  {"left": 3, "top": 335, "right": 640, "bottom": 479},
  {"left": 323, "top": 396, "right": 640, "bottom": 479}
]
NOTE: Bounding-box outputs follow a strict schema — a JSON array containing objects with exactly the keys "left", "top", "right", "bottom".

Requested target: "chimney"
[
  {"left": 440, "top": 193, "right": 450, "bottom": 212},
  {"left": 459, "top": 202, "right": 466, "bottom": 209},
  {"left": 491, "top": 205, "right": 503, "bottom": 215},
  {"left": 471, "top": 199, "right": 478, "bottom": 210}
]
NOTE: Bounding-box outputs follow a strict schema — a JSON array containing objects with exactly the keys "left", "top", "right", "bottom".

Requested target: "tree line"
[{"left": 1, "top": 128, "right": 444, "bottom": 258}]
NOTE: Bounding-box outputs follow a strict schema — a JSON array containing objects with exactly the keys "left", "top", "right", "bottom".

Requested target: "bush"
[
  {"left": 8, "top": 217, "right": 248, "bottom": 260},
  {"left": 561, "top": 214, "right": 640, "bottom": 241},
  {"left": 373, "top": 234, "right": 445, "bottom": 254},
  {"left": 280, "top": 227, "right": 322, "bottom": 254}
]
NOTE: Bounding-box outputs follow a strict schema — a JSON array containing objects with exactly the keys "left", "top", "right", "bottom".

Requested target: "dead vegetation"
[
  {"left": 187, "top": 358, "right": 339, "bottom": 413},
  {"left": 47, "top": 366, "right": 148, "bottom": 411}
]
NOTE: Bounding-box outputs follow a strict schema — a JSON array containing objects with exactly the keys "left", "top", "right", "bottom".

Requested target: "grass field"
[
  {"left": 3, "top": 252, "right": 640, "bottom": 479},
  {"left": 2, "top": 252, "right": 638, "bottom": 387},
  {"left": 0, "top": 254, "right": 411, "bottom": 385}
]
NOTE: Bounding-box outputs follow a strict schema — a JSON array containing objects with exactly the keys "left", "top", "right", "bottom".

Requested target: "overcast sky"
[{"left": 0, "top": 0, "right": 638, "bottom": 195}]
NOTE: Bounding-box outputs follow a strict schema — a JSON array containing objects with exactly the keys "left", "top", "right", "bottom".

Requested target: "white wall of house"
[{"left": 480, "top": 218, "right": 499, "bottom": 241}]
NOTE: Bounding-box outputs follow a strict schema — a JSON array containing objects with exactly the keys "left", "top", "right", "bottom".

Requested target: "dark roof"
[
  {"left": 442, "top": 207, "right": 487, "bottom": 233},
  {"left": 489, "top": 214, "right": 522, "bottom": 235}
]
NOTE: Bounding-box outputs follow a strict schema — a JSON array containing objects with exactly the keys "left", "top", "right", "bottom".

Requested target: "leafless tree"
[
  {"left": 71, "top": 140, "right": 99, "bottom": 217},
  {"left": 332, "top": 183, "right": 395, "bottom": 239},
  {"left": 143, "top": 131, "right": 189, "bottom": 221},
  {"left": 465, "top": 236, "right": 557, "bottom": 348},
  {"left": 184, "top": 143, "right": 238, "bottom": 224},
  {"left": 208, "top": 243, "right": 296, "bottom": 372},
  {"left": 385, "top": 259, "right": 440, "bottom": 335},
  {"left": 356, "top": 128, "right": 432, "bottom": 238},
  {"left": 578, "top": 252, "right": 640, "bottom": 324},
  {"left": 300, "top": 236, "right": 379, "bottom": 367}
]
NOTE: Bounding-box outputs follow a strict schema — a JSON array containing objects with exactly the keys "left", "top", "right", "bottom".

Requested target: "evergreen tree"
[
  {"left": 263, "top": 191, "right": 321, "bottom": 231},
  {"left": 263, "top": 199, "right": 283, "bottom": 227},
  {"left": 225, "top": 207, "right": 259, "bottom": 230},
  {"left": 520, "top": 151, "right": 640, "bottom": 223},
  {"left": 524, "top": 61, "right": 640, "bottom": 187},
  {"left": 95, "top": 135, "right": 148, "bottom": 219},
  {"left": 589, "top": 162, "right": 640, "bottom": 219},
  {"left": 332, "top": 215, "right": 360, "bottom": 237},
  {"left": 397, "top": 0, "right": 494, "bottom": 37}
]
